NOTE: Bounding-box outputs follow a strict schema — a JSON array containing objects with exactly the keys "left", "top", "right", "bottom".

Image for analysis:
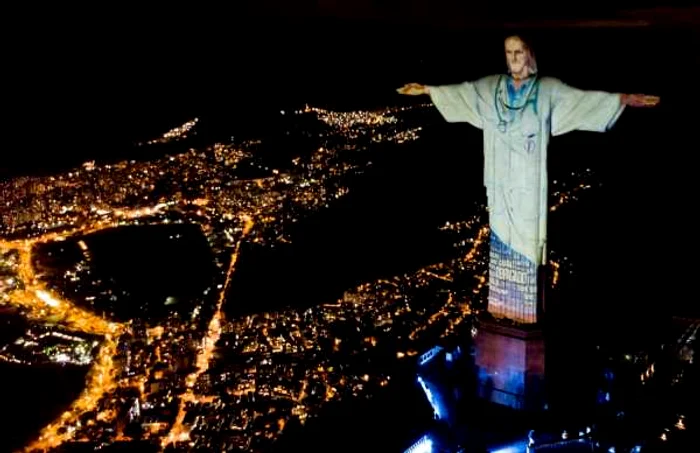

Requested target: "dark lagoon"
[
  {"left": 33, "top": 223, "right": 218, "bottom": 323},
  {"left": 0, "top": 362, "right": 88, "bottom": 453}
]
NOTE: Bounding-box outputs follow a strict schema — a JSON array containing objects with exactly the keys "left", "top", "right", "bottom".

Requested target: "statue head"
[{"left": 504, "top": 35, "right": 538, "bottom": 79}]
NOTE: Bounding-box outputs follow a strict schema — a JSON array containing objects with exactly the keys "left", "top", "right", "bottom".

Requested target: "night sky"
[{"left": 3, "top": 3, "right": 698, "bottom": 176}]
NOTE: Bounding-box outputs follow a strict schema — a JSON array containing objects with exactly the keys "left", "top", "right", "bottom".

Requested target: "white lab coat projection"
[{"left": 429, "top": 75, "right": 624, "bottom": 323}]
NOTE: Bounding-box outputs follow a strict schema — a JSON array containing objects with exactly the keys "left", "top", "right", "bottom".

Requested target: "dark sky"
[
  {"left": 6, "top": 4, "right": 698, "bottom": 100},
  {"left": 2, "top": 3, "right": 698, "bottom": 174},
  {"left": 242, "top": 1, "right": 700, "bottom": 26}
]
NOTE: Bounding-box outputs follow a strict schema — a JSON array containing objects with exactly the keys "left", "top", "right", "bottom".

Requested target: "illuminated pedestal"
[{"left": 474, "top": 319, "right": 546, "bottom": 411}]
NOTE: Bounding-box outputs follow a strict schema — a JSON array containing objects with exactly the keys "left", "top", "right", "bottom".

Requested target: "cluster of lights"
[
  {"left": 0, "top": 142, "right": 253, "bottom": 236},
  {"left": 0, "top": 329, "right": 97, "bottom": 366},
  {"left": 302, "top": 105, "right": 399, "bottom": 128},
  {"left": 301, "top": 105, "right": 424, "bottom": 144},
  {"left": 550, "top": 168, "right": 599, "bottom": 212},
  {"left": 144, "top": 118, "right": 199, "bottom": 145}
]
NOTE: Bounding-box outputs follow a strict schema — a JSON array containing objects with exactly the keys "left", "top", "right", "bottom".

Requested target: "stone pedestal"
[{"left": 474, "top": 319, "right": 546, "bottom": 411}]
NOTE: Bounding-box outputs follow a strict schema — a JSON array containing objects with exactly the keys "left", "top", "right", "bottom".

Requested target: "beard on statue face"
[{"left": 508, "top": 59, "right": 526, "bottom": 77}]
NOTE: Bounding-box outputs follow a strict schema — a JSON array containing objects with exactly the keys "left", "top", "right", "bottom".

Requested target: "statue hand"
[
  {"left": 621, "top": 94, "right": 660, "bottom": 107},
  {"left": 397, "top": 83, "right": 429, "bottom": 96}
]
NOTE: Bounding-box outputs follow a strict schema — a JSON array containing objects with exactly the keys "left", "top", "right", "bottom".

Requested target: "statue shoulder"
[
  {"left": 538, "top": 76, "right": 563, "bottom": 88},
  {"left": 481, "top": 74, "right": 502, "bottom": 83},
  {"left": 537, "top": 77, "right": 565, "bottom": 96},
  {"left": 479, "top": 74, "right": 502, "bottom": 86},
  {"left": 470, "top": 74, "right": 501, "bottom": 91}
]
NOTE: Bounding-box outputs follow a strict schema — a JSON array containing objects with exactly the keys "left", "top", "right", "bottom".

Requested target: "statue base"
[{"left": 474, "top": 317, "right": 546, "bottom": 411}]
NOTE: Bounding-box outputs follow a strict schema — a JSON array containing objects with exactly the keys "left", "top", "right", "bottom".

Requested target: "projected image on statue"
[
  {"left": 399, "top": 35, "right": 659, "bottom": 325},
  {"left": 488, "top": 231, "right": 538, "bottom": 323}
]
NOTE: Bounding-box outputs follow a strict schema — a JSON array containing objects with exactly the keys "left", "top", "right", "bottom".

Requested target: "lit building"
[
  {"left": 404, "top": 434, "right": 434, "bottom": 453},
  {"left": 416, "top": 346, "right": 457, "bottom": 427},
  {"left": 406, "top": 344, "right": 473, "bottom": 453}
]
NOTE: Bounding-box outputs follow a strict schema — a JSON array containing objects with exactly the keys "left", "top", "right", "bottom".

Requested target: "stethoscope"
[{"left": 495, "top": 74, "right": 539, "bottom": 133}]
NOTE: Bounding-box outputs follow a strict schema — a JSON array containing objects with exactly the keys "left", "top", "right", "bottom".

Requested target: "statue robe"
[{"left": 428, "top": 75, "right": 625, "bottom": 323}]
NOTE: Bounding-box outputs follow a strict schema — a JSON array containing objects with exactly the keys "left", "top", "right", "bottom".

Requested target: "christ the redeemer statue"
[{"left": 399, "top": 35, "right": 659, "bottom": 324}]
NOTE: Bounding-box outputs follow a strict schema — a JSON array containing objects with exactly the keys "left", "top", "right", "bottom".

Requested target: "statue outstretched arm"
[
  {"left": 549, "top": 78, "right": 659, "bottom": 136},
  {"left": 549, "top": 78, "right": 624, "bottom": 136},
  {"left": 398, "top": 79, "right": 487, "bottom": 129}
]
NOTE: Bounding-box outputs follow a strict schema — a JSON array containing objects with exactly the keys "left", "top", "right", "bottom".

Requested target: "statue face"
[{"left": 505, "top": 37, "right": 530, "bottom": 79}]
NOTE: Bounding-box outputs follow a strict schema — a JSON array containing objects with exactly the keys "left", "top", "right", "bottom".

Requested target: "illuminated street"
[{"left": 164, "top": 215, "right": 254, "bottom": 448}]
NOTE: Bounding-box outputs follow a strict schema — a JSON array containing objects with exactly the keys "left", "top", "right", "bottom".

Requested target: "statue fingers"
[
  {"left": 397, "top": 84, "right": 423, "bottom": 95},
  {"left": 645, "top": 95, "right": 660, "bottom": 106}
]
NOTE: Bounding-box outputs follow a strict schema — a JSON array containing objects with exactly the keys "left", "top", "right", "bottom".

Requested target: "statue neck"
[
  {"left": 510, "top": 72, "right": 539, "bottom": 91},
  {"left": 509, "top": 73, "right": 531, "bottom": 89}
]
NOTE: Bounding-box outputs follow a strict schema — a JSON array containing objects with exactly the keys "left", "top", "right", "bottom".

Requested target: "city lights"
[
  {"left": 0, "top": 104, "right": 603, "bottom": 452},
  {"left": 142, "top": 118, "right": 199, "bottom": 145}
]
